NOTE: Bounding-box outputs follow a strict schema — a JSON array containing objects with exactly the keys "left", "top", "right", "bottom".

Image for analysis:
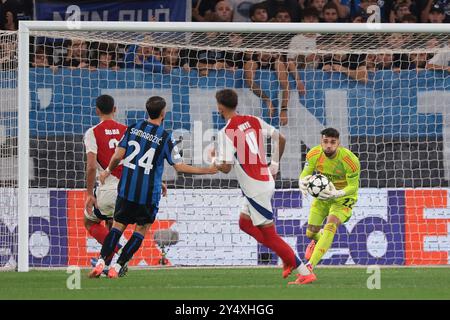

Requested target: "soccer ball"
[{"left": 307, "top": 174, "right": 329, "bottom": 198}]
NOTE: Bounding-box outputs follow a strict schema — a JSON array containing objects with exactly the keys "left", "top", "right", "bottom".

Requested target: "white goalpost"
[{"left": 2, "top": 21, "right": 449, "bottom": 272}]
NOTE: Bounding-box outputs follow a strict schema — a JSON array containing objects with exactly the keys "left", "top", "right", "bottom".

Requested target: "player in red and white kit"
[
  {"left": 211, "top": 89, "right": 315, "bottom": 285},
  {"left": 83, "top": 95, "right": 127, "bottom": 272}
]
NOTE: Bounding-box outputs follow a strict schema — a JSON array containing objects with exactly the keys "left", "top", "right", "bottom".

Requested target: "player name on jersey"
[
  {"left": 237, "top": 121, "right": 251, "bottom": 131},
  {"left": 104, "top": 128, "right": 121, "bottom": 135},
  {"left": 130, "top": 127, "right": 163, "bottom": 145}
]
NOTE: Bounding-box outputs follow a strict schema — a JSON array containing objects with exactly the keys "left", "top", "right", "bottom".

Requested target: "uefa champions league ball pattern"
[{"left": 307, "top": 174, "right": 329, "bottom": 197}]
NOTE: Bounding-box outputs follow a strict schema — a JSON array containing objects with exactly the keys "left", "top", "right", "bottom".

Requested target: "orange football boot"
[
  {"left": 305, "top": 240, "right": 316, "bottom": 261},
  {"left": 288, "top": 264, "right": 317, "bottom": 285},
  {"left": 88, "top": 259, "right": 105, "bottom": 278}
]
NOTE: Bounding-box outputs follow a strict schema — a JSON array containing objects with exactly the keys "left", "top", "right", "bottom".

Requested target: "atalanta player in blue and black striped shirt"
[
  {"left": 89, "top": 96, "right": 217, "bottom": 278},
  {"left": 117, "top": 117, "right": 177, "bottom": 207}
]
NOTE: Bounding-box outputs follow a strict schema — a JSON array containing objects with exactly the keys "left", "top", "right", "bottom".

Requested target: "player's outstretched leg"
[
  {"left": 89, "top": 226, "right": 124, "bottom": 278},
  {"left": 258, "top": 224, "right": 315, "bottom": 282},
  {"left": 239, "top": 215, "right": 298, "bottom": 278},
  {"left": 239, "top": 215, "right": 265, "bottom": 244},
  {"left": 308, "top": 222, "right": 337, "bottom": 268},
  {"left": 241, "top": 196, "right": 315, "bottom": 282},
  {"left": 259, "top": 224, "right": 296, "bottom": 276},
  {"left": 108, "top": 231, "right": 146, "bottom": 278}
]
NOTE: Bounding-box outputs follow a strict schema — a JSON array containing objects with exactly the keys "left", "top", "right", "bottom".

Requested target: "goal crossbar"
[{"left": 18, "top": 21, "right": 450, "bottom": 33}]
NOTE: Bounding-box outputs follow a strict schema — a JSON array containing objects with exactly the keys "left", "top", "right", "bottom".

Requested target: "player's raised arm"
[
  {"left": 211, "top": 127, "right": 234, "bottom": 174},
  {"left": 165, "top": 133, "right": 217, "bottom": 175},
  {"left": 210, "top": 148, "right": 232, "bottom": 174},
  {"left": 257, "top": 117, "right": 286, "bottom": 176},
  {"left": 173, "top": 162, "right": 217, "bottom": 175},
  {"left": 213, "top": 161, "right": 232, "bottom": 174},
  {"left": 270, "top": 129, "right": 286, "bottom": 164}
]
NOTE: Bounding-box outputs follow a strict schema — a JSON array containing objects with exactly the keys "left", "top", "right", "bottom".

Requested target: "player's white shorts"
[
  {"left": 84, "top": 185, "right": 118, "bottom": 223},
  {"left": 240, "top": 189, "right": 275, "bottom": 226}
]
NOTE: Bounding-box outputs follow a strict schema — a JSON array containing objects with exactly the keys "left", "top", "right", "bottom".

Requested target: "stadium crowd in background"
[
  {"left": 191, "top": 0, "right": 450, "bottom": 23},
  {"left": 4, "top": 0, "right": 444, "bottom": 75},
  {"left": 0, "top": 0, "right": 33, "bottom": 31},
  {"left": 0, "top": 1, "right": 449, "bottom": 29}
]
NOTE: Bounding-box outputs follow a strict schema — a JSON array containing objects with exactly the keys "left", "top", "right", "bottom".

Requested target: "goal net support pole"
[{"left": 17, "top": 24, "right": 30, "bottom": 272}]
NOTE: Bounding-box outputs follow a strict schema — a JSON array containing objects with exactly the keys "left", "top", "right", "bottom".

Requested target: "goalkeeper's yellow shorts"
[{"left": 308, "top": 196, "right": 357, "bottom": 226}]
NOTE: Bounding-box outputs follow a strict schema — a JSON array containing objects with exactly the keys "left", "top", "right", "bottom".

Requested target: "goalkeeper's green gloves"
[
  {"left": 299, "top": 175, "right": 311, "bottom": 196},
  {"left": 318, "top": 182, "right": 346, "bottom": 200}
]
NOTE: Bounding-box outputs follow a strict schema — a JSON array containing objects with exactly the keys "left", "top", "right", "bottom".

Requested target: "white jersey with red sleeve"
[
  {"left": 217, "top": 114, "right": 276, "bottom": 198},
  {"left": 83, "top": 119, "right": 127, "bottom": 189}
]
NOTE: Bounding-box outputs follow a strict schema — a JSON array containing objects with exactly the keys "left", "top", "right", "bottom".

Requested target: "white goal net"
[
  {"left": 0, "top": 32, "right": 18, "bottom": 270},
  {"left": 1, "top": 22, "right": 450, "bottom": 270}
]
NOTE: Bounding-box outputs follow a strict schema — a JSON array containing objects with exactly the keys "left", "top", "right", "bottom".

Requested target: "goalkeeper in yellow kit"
[{"left": 292, "top": 128, "right": 360, "bottom": 285}]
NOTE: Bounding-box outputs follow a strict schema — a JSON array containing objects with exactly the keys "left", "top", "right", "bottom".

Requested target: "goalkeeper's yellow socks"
[
  {"left": 306, "top": 229, "right": 322, "bottom": 242},
  {"left": 309, "top": 223, "right": 337, "bottom": 267}
]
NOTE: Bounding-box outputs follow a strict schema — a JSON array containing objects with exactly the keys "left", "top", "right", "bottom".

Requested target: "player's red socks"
[
  {"left": 88, "top": 223, "right": 109, "bottom": 245},
  {"left": 88, "top": 223, "right": 121, "bottom": 254},
  {"left": 239, "top": 216, "right": 265, "bottom": 244},
  {"left": 239, "top": 217, "right": 298, "bottom": 269},
  {"left": 260, "top": 224, "right": 297, "bottom": 268}
]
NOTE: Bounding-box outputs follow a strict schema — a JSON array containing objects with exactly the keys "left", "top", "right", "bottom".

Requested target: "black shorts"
[{"left": 113, "top": 196, "right": 158, "bottom": 226}]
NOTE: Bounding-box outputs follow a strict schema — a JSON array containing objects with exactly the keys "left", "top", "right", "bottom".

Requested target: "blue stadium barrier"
[{"left": 19, "top": 67, "right": 450, "bottom": 137}]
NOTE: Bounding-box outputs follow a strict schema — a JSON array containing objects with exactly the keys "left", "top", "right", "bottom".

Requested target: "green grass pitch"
[{"left": 0, "top": 267, "right": 449, "bottom": 300}]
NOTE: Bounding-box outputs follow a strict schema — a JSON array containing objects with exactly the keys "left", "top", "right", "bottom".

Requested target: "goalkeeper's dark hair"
[
  {"left": 216, "top": 89, "right": 238, "bottom": 110},
  {"left": 146, "top": 96, "right": 166, "bottom": 119},
  {"left": 96, "top": 94, "right": 115, "bottom": 115},
  {"left": 321, "top": 127, "right": 340, "bottom": 139}
]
